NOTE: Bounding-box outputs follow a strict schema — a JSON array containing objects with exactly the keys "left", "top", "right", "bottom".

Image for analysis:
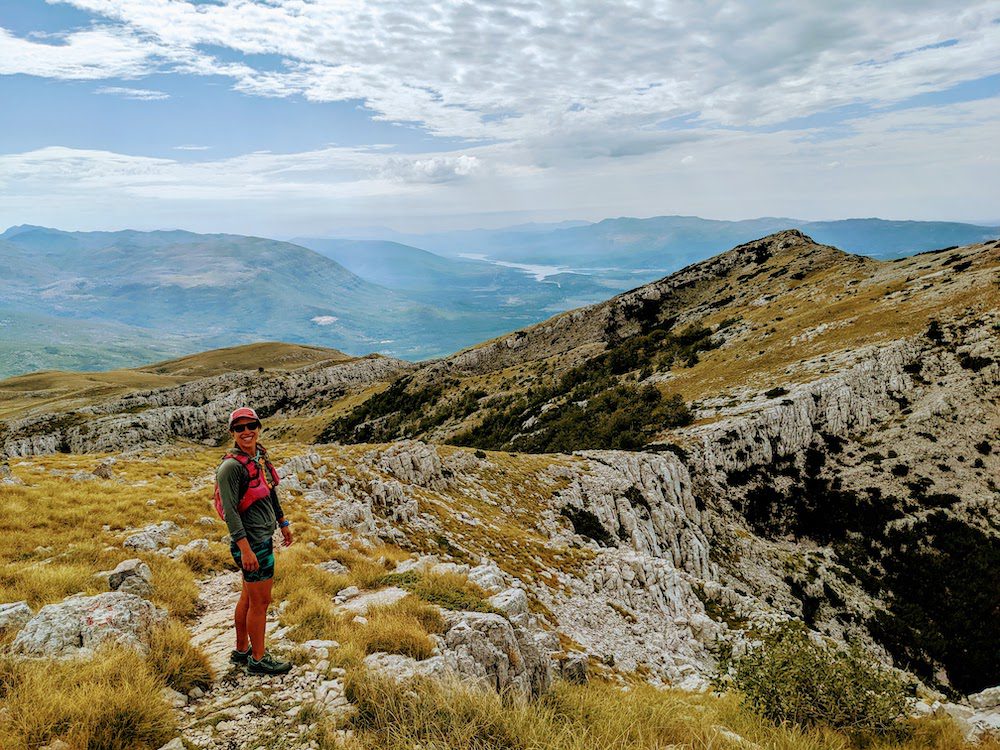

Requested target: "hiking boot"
[
  {"left": 230, "top": 647, "right": 251, "bottom": 665},
  {"left": 247, "top": 651, "right": 292, "bottom": 676}
]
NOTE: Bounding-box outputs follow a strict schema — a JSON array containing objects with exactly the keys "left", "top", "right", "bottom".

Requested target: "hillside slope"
[{"left": 2, "top": 231, "right": 997, "bottom": 698}]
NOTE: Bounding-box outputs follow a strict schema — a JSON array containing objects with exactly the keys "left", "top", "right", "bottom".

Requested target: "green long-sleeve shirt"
[{"left": 216, "top": 445, "right": 285, "bottom": 545}]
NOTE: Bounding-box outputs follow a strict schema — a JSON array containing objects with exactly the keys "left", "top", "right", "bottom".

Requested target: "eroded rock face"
[
  {"left": 364, "top": 608, "right": 552, "bottom": 699},
  {"left": 11, "top": 592, "right": 165, "bottom": 658},
  {"left": 441, "top": 610, "right": 552, "bottom": 698},
  {"left": 553, "top": 450, "right": 713, "bottom": 580},
  {"left": 364, "top": 441, "right": 445, "bottom": 489}
]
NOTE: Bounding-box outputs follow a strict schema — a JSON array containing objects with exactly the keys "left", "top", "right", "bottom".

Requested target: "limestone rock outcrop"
[
  {"left": 2, "top": 354, "right": 410, "bottom": 457},
  {"left": 11, "top": 592, "right": 166, "bottom": 658}
]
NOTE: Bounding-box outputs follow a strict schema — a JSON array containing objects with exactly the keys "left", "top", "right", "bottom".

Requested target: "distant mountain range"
[
  {"left": 2, "top": 216, "right": 997, "bottom": 378},
  {"left": 331, "top": 215, "right": 1000, "bottom": 268}
]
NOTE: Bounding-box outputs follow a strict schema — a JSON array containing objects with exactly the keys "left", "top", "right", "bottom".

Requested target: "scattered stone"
[
  {"left": 162, "top": 687, "right": 188, "bottom": 708},
  {"left": 101, "top": 558, "right": 153, "bottom": 591},
  {"left": 315, "top": 560, "right": 348, "bottom": 576},
  {"left": 970, "top": 686, "right": 1000, "bottom": 709},
  {"left": 188, "top": 686, "right": 205, "bottom": 699},
  {"left": 467, "top": 561, "right": 507, "bottom": 594},
  {"left": 123, "top": 521, "right": 179, "bottom": 551},
  {"left": 156, "top": 739, "right": 185, "bottom": 750},
  {"left": 393, "top": 555, "right": 439, "bottom": 575},
  {"left": 489, "top": 588, "right": 528, "bottom": 617},
  {"left": 169, "top": 538, "right": 210, "bottom": 559}
]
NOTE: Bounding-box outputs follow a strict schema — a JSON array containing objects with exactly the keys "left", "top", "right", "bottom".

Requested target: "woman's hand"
[
  {"left": 241, "top": 549, "right": 259, "bottom": 571},
  {"left": 237, "top": 539, "right": 259, "bottom": 571},
  {"left": 280, "top": 525, "right": 294, "bottom": 548}
]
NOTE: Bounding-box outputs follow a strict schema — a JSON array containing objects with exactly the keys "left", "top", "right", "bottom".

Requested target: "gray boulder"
[
  {"left": 123, "top": 521, "right": 179, "bottom": 551},
  {"left": 488, "top": 588, "right": 529, "bottom": 617},
  {"left": 11, "top": 592, "right": 165, "bottom": 657},
  {"left": 168, "top": 538, "right": 209, "bottom": 559},
  {"left": 100, "top": 558, "right": 153, "bottom": 591}
]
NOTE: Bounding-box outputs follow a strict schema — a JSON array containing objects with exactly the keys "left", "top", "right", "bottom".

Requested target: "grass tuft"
[
  {"left": 0, "top": 646, "right": 175, "bottom": 750},
  {"left": 146, "top": 619, "right": 214, "bottom": 694},
  {"left": 378, "top": 570, "right": 499, "bottom": 613}
]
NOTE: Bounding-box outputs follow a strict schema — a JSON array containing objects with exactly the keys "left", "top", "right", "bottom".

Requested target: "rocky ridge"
[{"left": 1, "top": 353, "right": 411, "bottom": 456}]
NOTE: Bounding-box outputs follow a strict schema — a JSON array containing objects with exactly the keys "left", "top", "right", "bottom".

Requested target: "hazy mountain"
[
  {"left": 5, "top": 217, "right": 997, "bottom": 379},
  {"left": 0, "top": 227, "right": 501, "bottom": 375},
  {"left": 287, "top": 236, "right": 640, "bottom": 319},
  {"left": 366, "top": 215, "right": 1000, "bottom": 268}
]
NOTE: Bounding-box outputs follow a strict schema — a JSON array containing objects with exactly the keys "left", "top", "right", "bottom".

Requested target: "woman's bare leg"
[
  {"left": 245, "top": 578, "right": 273, "bottom": 660},
  {"left": 234, "top": 580, "right": 250, "bottom": 652}
]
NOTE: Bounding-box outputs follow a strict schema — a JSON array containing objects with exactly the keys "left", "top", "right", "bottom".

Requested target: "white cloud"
[
  {"left": 0, "top": 25, "right": 163, "bottom": 79},
  {"left": 2, "top": 95, "right": 998, "bottom": 233},
  {"left": 2, "top": 2, "right": 999, "bottom": 229},
  {"left": 173, "top": 144, "right": 211, "bottom": 151},
  {"left": 380, "top": 155, "right": 481, "bottom": 183},
  {"left": 28, "top": 0, "right": 1000, "bottom": 144},
  {"left": 95, "top": 85, "right": 169, "bottom": 100},
  {"left": 311, "top": 315, "right": 338, "bottom": 325}
]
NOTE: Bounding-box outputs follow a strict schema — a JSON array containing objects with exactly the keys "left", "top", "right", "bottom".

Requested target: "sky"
[{"left": 1, "top": 0, "right": 999, "bottom": 236}]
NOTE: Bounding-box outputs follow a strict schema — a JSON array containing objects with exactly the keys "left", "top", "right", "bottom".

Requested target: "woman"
[{"left": 215, "top": 406, "right": 294, "bottom": 675}]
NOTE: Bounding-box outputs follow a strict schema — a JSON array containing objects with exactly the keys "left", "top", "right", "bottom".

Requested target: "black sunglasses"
[{"left": 231, "top": 421, "right": 261, "bottom": 433}]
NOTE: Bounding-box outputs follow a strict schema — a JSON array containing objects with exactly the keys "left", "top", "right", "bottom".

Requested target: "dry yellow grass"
[
  {"left": 0, "top": 646, "right": 176, "bottom": 750},
  {"left": 328, "top": 672, "right": 999, "bottom": 750},
  {"left": 0, "top": 449, "right": 232, "bottom": 613},
  {"left": 361, "top": 598, "right": 440, "bottom": 660},
  {"left": 147, "top": 619, "right": 215, "bottom": 694}
]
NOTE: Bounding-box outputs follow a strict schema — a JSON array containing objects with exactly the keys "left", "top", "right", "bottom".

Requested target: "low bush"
[{"left": 726, "top": 621, "right": 911, "bottom": 740}]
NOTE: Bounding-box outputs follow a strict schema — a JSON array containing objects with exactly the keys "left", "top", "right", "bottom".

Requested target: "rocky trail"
[{"left": 177, "top": 569, "right": 350, "bottom": 750}]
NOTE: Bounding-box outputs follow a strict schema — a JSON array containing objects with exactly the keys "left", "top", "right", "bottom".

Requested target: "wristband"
[{"left": 279, "top": 520, "right": 291, "bottom": 528}]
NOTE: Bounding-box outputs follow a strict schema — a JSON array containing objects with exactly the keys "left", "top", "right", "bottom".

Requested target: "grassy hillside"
[{"left": 0, "top": 341, "right": 351, "bottom": 421}]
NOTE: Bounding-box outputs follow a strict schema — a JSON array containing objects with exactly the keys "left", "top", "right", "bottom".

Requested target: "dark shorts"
[{"left": 230, "top": 536, "right": 275, "bottom": 583}]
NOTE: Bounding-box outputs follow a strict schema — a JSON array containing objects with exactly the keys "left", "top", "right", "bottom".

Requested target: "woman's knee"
[{"left": 246, "top": 582, "right": 272, "bottom": 611}]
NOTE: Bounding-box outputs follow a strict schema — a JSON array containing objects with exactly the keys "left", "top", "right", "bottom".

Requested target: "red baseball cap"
[{"left": 228, "top": 407, "right": 260, "bottom": 429}]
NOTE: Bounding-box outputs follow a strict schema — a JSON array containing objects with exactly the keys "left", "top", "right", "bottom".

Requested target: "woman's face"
[{"left": 230, "top": 418, "right": 260, "bottom": 452}]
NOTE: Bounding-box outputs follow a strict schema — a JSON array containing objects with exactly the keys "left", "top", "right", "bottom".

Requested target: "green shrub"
[{"left": 727, "top": 621, "right": 911, "bottom": 740}]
